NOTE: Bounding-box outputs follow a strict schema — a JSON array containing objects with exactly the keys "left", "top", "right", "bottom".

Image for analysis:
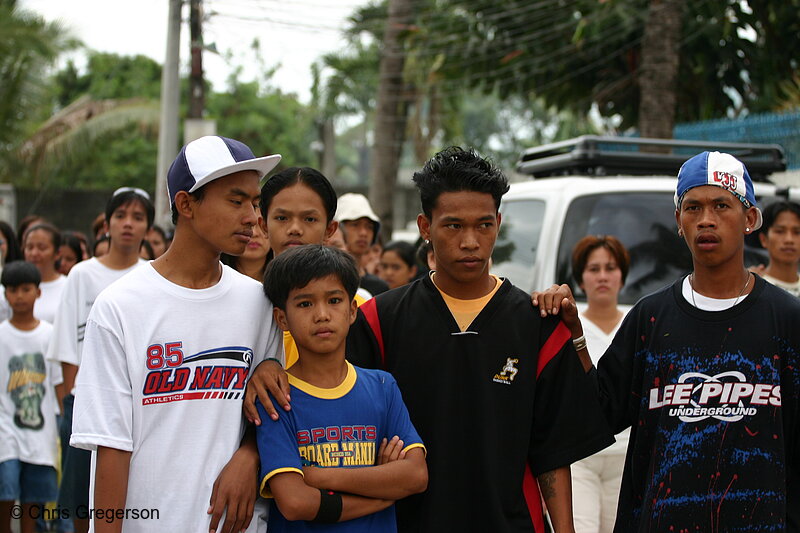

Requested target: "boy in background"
[
  {"left": 0, "top": 261, "right": 60, "bottom": 533},
  {"left": 753, "top": 201, "right": 800, "bottom": 297},
  {"left": 258, "top": 245, "right": 427, "bottom": 532},
  {"left": 48, "top": 187, "right": 153, "bottom": 533}
]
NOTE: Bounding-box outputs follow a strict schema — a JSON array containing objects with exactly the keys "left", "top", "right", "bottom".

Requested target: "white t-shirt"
[
  {"left": 761, "top": 273, "right": 800, "bottom": 297},
  {"left": 71, "top": 263, "right": 281, "bottom": 533},
  {"left": 681, "top": 275, "right": 752, "bottom": 311},
  {"left": 0, "top": 320, "right": 61, "bottom": 466},
  {"left": 0, "top": 296, "right": 8, "bottom": 324},
  {"left": 47, "top": 257, "right": 145, "bottom": 369},
  {"left": 34, "top": 275, "right": 66, "bottom": 324}
]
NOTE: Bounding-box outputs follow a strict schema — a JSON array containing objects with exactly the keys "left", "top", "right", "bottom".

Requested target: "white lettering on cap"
[{"left": 706, "top": 151, "right": 746, "bottom": 199}]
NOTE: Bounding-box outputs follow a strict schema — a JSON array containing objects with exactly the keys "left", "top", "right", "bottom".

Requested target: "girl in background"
[
  {"left": 58, "top": 232, "right": 85, "bottom": 275},
  {"left": 221, "top": 221, "right": 271, "bottom": 281},
  {"left": 260, "top": 166, "right": 341, "bottom": 368},
  {"left": 22, "top": 223, "right": 66, "bottom": 324},
  {"left": 379, "top": 240, "right": 418, "bottom": 290}
]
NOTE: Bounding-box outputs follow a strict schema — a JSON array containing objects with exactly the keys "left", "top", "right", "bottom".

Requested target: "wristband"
[
  {"left": 313, "top": 489, "right": 343, "bottom": 523},
  {"left": 572, "top": 335, "right": 587, "bottom": 352},
  {"left": 265, "top": 357, "right": 282, "bottom": 367}
]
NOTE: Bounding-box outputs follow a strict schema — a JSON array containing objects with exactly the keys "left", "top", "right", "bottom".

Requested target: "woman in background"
[
  {"left": 22, "top": 223, "right": 66, "bottom": 324},
  {"left": 379, "top": 240, "right": 418, "bottom": 290},
  {"left": 146, "top": 225, "right": 170, "bottom": 258},
  {"left": 569, "top": 235, "right": 631, "bottom": 533},
  {"left": 221, "top": 221, "right": 270, "bottom": 281}
]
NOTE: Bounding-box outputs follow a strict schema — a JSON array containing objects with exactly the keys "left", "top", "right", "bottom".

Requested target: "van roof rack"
[{"left": 517, "top": 136, "right": 786, "bottom": 181}]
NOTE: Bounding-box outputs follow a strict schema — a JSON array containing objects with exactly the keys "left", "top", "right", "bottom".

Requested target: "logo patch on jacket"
[{"left": 493, "top": 357, "right": 519, "bottom": 385}]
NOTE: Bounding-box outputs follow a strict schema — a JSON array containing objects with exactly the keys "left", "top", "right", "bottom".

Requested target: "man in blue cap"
[
  {"left": 71, "top": 136, "right": 286, "bottom": 533},
  {"left": 535, "top": 151, "right": 800, "bottom": 532}
]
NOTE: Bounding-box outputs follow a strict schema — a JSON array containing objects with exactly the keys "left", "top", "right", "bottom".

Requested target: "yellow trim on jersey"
[
  {"left": 259, "top": 467, "right": 304, "bottom": 498},
  {"left": 288, "top": 361, "right": 357, "bottom": 399},
  {"left": 284, "top": 294, "right": 367, "bottom": 369},
  {"left": 402, "top": 442, "right": 427, "bottom": 457},
  {"left": 432, "top": 273, "right": 502, "bottom": 332}
]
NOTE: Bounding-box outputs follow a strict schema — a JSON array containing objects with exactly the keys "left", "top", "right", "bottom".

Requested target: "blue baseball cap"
[
  {"left": 167, "top": 136, "right": 281, "bottom": 205},
  {"left": 674, "top": 151, "right": 762, "bottom": 230}
]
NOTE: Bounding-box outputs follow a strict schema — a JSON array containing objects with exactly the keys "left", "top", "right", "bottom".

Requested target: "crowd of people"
[{"left": 0, "top": 136, "right": 798, "bottom": 533}]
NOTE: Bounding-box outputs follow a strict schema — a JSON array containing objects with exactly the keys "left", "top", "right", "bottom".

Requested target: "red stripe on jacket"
[
  {"left": 537, "top": 320, "right": 571, "bottom": 377},
  {"left": 360, "top": 298, "right": 386, "bottom": 369}
]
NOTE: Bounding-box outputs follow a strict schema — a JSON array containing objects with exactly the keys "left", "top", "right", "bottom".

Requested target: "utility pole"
[
  {"left": 155, "top": 0, "right": 182, "bottom": 229},
  {"left": 189, "top": 0, "right": 204, "bottom": 119},
  {"left": 184, "top": 0, "right": 216, "bottom": 157}
]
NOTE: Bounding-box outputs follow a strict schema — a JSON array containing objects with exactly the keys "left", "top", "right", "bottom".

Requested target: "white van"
[{"left": 492, "top": 136, "right": 799, "bottom": 308}]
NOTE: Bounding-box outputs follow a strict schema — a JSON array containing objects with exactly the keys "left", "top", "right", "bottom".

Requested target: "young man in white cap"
[
  {"left": 536, "top": 151, "right": 800, "bottom": 531},
  {"left": 71, "top": 136, "right": 285, "bottom": 533},
  {"left": 334, "top": 193, "right": 389, "bottom": 296}
]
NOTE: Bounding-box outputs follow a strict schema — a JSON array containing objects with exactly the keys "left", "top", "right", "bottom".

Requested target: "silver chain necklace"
[{"left": 689, "top": 271, "right": 751, "bottom": 309}]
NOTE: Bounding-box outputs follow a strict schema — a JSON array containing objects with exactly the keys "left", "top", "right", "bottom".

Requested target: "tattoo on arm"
[{"left": 538, "top": 470, "right": 556, "bottom": 500}]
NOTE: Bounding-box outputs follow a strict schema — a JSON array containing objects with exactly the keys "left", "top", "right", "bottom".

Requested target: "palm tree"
[{"left": 0, "top": 0, "right": 77, "bottom": 175}]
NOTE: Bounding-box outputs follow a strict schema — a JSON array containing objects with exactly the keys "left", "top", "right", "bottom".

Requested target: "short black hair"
[
  {"left": 261, "top": 167, "right": 337, "bottom": 223},
  {"left": 761, "top": 201, "right": 800, "bottom": 232},
  {"left": 106, "top": 190, "right": 155, "bottom": 228},
  {"left": 171, "top": 188, "right": 206, "bottom": 225},
  {"left": 383, "top": 240, "right": 416, "bottom": 269},
  {"left": 1, "top": 260, "right": 41, "bottom": 288},
  {"left": 263, "top": 245, "right": 359, "bottom": 310},
  {"left": 412, "top": 146, "right": 509, "bottom": 218}
]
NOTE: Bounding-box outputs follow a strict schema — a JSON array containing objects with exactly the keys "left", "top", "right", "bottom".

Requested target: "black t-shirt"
[
  {"left": 597, "top": 275, "right": 800, "bottom": 532},
  {"left": 347, "top": 276, "right": 613, "bottom": 533}
]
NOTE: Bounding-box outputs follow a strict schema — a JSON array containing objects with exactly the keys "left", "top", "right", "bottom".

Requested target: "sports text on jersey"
[
  {"left": 141, "top": 343, "right": 254, "bottom": 405},
  {"left": 296, "top": 425, "right": 377, "bottom": 467},
  {"left": 648, "top": 371, "right": 781, "bottom": 422}
]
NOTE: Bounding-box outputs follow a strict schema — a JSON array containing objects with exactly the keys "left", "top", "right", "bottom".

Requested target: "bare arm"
[
  {"left": 94, "top": 446, "right": 131, "bottom": 533},
  {"left": 303, "top": 446, "right": 427, "bottom": 500},
  {"left": 244, "top": 360, "right": 291, "bottom": 425},
  {"left": 269, "top": 472, "right": 393, "bottom": 522},
  {"left": 61, "top": 362, "right": 79, "bottom": 399},
  {"left": 538, "top": 466, "right": 575, "bottom": 533},
  {"left": 208, "top": 425, "right": 260, "bottom": 533}
]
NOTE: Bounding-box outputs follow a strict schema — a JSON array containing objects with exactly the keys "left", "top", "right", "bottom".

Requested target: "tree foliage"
[
  {"left": 207, "top": 79, "right": 316, "bottom": 168},
  {"left": 0, "top": 1, "right": 76, "bottom": 165},
  {"left": 422, "top": 0, "right": 800, "bottom": 129}
]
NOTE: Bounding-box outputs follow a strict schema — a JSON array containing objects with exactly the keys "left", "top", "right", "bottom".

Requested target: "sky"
[{"left": 20, "top": 0, "right": 369, "bottom": 102}]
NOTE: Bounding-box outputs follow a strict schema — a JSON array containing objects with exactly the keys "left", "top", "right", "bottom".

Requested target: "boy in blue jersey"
[{"left": 257, "top": 245, "right": 427, "bottom": 532}]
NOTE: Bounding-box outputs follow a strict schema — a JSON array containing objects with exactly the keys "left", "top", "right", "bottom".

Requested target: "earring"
[
  {"left": 745, "top": 228, "right": 751, "bottom": 233},
  {"left": 677, "top": 228, "right": 683, "bottom": 237},
  {"left": 425, "top": 239, "right": 430, "bottom": 244}
]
